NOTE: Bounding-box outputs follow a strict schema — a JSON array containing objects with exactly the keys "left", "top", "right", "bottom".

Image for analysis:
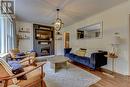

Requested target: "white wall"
[
  {"left": 16, "top": 21, "right": 33, "bottom": 52},
  {"left": 62, "top": 1, "right": 130, "bottom": 75}
]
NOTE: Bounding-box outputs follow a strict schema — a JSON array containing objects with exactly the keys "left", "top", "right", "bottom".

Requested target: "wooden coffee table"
[{"left": 48, "top": 55, "right": 68, "bottom": 72}]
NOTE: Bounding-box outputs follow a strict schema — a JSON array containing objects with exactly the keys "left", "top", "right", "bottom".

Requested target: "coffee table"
[
  {"left": 36, "top": 55, "right": 55, "bottom": 62},
  {"left": 48, "top": 55, "right": 68, "bottom": 72}
]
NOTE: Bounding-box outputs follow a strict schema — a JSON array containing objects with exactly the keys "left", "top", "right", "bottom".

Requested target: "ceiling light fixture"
[{"left": 54, "top": 9, "right": 64, "bottom": 31}]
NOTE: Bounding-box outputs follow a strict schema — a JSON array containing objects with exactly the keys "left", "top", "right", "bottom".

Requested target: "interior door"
[{"left": 64, "top": 32, "right": 70, "bottom": 48}]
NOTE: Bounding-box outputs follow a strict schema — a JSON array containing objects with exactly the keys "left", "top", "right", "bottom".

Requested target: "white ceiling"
[{"left": 15, "top": 0, "right": 128, "bottom": 27}]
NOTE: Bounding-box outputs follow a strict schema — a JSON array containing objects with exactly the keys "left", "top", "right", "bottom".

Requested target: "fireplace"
[
  {"left": 33, "top": 24, "right": 54, "bottom": 56},
  {"left": 41, "top": 48, "right": 50, "bottom": 56}
]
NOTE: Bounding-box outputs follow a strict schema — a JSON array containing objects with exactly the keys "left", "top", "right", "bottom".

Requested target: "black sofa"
[{"left": 64, "top": 48, "right": 107, "bottom": 70}]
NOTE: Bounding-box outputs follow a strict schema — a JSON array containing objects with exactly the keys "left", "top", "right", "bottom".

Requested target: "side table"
[{"left": 104, "top": 55, "right": 118, "bottom": 77}]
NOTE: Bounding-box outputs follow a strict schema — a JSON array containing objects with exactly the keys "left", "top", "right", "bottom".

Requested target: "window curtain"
[
  {"left": 12, "top": 21, "right": 17, "bottom": 49},
  {"left": 0, "top": 17, "right": 2, "bottom": 53},
  {"left": 0, "top": 16, "right": 16, "bottom": 53},
  {"left": 1, "top": 17, "right": 8, "bottom": 53}
]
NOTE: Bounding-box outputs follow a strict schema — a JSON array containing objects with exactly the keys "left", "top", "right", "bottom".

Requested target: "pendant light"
[{"left": 54, "top": 9, "right": 64, "bottom": 31}]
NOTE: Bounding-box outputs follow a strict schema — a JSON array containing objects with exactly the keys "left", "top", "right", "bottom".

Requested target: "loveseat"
[{"left": 64, "top": 48, "right": 107, "bottom": 70}]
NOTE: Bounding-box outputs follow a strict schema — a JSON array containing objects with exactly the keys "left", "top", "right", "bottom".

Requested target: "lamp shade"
[{"left": 112, "top": 36, "right": 120, "bottom": 45}]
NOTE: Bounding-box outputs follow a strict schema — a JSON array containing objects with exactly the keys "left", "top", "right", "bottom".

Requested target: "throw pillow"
[
  {"left": 16, "top": 52, "right": 25, "bottom": 56},
  {"left": 76, "top": 50, "right": 86, "bottom": 57},
  {"left": 12, "top": 67, "right": 27, "bottom": 80},
  {"left": 70, "top": 49, "right": 79, "bottom": 54},
  {"left": 80, "top": 48, "right": 87, "bottom": 51},
  {"left": 80, "top": 48, "right": 87, "bottom": 53},
  {"left": 8, "top": 61, "right": 27, "bottom": 80},
  {"left": 85, "top": 51, "right": 92, "bottom": 58}
]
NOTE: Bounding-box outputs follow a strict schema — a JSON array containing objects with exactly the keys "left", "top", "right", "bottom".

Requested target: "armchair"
[
  {"left": 0, "top": 59, "right": 46, "bottom": 87},
  {"left": 9, "top": 48, "right": 26, "bottom": 60},
  {"left": 20, "top": 52, "right": 37, "bottom": 66},
  {"left": 8, "top": 51, "right": 37, "bottom": 68},
  {"left": 9, "top": 48, "right": 37, "bottom": 65}
]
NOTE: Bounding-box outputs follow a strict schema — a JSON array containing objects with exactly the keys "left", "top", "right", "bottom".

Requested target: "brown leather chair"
[{"left": 0, "top": 59, "right": 46, "bottom": 87}]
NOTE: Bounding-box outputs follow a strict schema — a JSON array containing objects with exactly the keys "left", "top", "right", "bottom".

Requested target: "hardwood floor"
[{"left": 70, "top": 61, "right": 130, "bottom": 87}]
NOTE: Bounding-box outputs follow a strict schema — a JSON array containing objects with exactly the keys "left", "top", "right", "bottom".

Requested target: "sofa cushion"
[
  {"left": 85, "top": 49, "right": 98, "bottom": 57},
  {"left": 75, "top": 56, "right": 90, "bottom": 64},
  {"left": 85, "top": 52, "right": 91, "bottom": 57},
  {"left": 81, "top": 57, "right": 90, "bottom": 64},
  {"left": 68, "top": 53, "right": 77, "bottom": 59}
]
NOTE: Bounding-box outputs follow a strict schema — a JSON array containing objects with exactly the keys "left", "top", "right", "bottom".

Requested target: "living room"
[{"left": 0, "top": 0, "right": 130, "bottom": 87}]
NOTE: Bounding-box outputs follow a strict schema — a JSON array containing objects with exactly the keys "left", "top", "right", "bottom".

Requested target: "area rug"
[{"left": 43, "top": 62, "right": 101, "bottom": 87}]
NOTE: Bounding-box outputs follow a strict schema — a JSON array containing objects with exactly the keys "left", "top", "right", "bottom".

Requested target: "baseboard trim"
[{"left": 100, "top": 68, "right": 129, "bottom": 77}]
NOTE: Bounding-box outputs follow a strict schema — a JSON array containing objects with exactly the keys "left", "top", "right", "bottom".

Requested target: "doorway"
[{"left": 64, "top": 32, "right": 70, "bottom": 48}]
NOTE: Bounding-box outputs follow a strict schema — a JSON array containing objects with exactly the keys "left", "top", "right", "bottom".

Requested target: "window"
[
  {"left": 0, "top": 1, "right": 16, "bottom": 54},
  {"left": 0, "top": 15, "right": 16, "bottom": 54},
  {"left": 0, "top": 18, "right": 1, "bottom": 53}
]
